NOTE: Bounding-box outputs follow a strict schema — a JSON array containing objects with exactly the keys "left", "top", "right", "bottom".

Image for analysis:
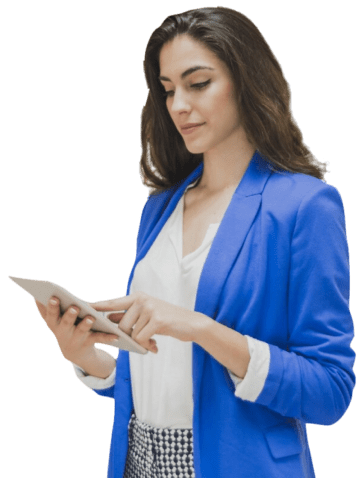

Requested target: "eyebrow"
[{"left": 159, "top": 66, "right": 214, "bottom": 82}]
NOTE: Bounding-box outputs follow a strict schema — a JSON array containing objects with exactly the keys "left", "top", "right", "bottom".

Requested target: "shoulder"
[
  {"left": 264, "top": 170, "right": 343, "bottom": 211},
  {"left": 260, "top": 171, "right": 346, "bottom": 235},
  {"left": 136, "top": 182, "right": 181, "bottom": 249}
]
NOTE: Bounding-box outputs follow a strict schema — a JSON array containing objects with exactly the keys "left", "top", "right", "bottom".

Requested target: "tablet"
[{"left": 9, "top": 276, "right": 148, "bottom": 354}]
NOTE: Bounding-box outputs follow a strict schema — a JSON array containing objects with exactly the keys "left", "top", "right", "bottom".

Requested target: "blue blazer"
[{"left": 94, "top": 150, "right": 355, "bottom": 478}]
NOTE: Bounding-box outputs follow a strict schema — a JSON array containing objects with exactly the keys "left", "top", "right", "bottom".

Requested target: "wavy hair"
[{"left": 140, "top": 6, "right": 328, "bottom": 195}]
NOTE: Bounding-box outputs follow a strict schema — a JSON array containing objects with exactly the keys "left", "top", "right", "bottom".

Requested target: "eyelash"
[{"left": 163, "top": 80, "right": 211, "bottom": 98}]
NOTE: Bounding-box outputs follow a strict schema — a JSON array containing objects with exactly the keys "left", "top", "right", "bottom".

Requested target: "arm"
[
  {"left": 194, "top": 184, "right": 355, "bottom": 425},
  {"left": 193, "top": 316, "right": 251, "bottom": 379},
  {"left": 74, "top": 348, "right": 116, "bottom": 379},
  {"left": 72, "top": 348, "right": 116, "bottom": 398},
  {"left": 73, "top": 361, "right": 116, "bottom": 397},
  {"left": 253, "top": 184, "right": 356, "bottom": 424},
  {"left": 194, "top": 326, "right": 270, "bottom": 401}
]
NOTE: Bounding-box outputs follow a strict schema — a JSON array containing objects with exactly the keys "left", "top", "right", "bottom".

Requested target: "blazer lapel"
[
  {"left": 133, "top": 149, "right": 273, "bottom": 310},
  {"left": 132, "top": 163, "right": 204, "bottom": 270},
  {"left": 194, "top": 150, "right": 273, "bottom": 318},
  {"left": 192, "top": 150, "right": 273, "bottom": 413}
]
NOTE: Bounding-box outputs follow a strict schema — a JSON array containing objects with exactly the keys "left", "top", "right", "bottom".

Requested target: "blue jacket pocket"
[{"left": 264, "top": 422, "right": 303, "bottom": 459}]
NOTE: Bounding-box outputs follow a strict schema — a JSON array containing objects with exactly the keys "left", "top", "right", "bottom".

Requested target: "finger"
[
  {"left": 143, "top": 337, "right": 158, "bottom": 353},
  {"left": 107, "top": 312, "right": 126, "bottom": 323},
  {"left": 130, "top": 318, "right": 158, "bottom": 352},
  {"left": 73, "top": 315, "right": 120, "bottom": 345},
  {"left": 74, "top": 315, "right": 97, "bottom": 335},
  {"left": 89, "top": 296, "right": 132, "bottom": 311},
  {"left": 149, "top": 338, "right": 158, "bottom": 352},
  {"left": 45, "top": 297, "right": 61, "bottom": 329},
  {"left": 118, "top": 319, "right": 134, "bottom": 336},
  {"left": 58, "top": 305, "right": 80, "bottom": 330},
  {"left": 117, "top": 303, "right": 140, "bottom": 335},
  {"left": 130, "top": 312, "right": 149, "bottom": 340},
  {"left": 89, "top": 331, "right": 120, "bottom": 346},
  {"left": 89, "top": 300, "right": 122, "bottom": 311}
]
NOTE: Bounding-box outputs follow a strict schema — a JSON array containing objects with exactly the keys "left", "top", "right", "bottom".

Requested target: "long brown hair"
[{"left": 140, "top": 6, "right": 328, "bottom": 196}]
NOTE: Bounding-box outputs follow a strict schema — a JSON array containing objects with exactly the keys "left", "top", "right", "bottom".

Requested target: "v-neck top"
[
  {"left": 74, "top": 178, "right": 270, "bottom": 429},
  {"left": 172, "top": 181, "right": 221, "bottom": 266}
]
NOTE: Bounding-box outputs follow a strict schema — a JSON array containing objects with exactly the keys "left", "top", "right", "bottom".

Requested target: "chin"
[
  {"left": 183, "top": 141, "right": 208, "bottom": 155},
  {"left": 185, "top": 147, "right": 205, "bottom": 155}
]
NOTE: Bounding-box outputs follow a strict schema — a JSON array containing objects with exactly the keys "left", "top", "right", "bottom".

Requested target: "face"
[{"left": 159, "top": 34, "right": 245, "bottom": 155}]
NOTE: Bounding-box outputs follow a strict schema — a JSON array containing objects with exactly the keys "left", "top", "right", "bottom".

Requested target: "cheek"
[
  {"left": 225, "top": 82, "right": 235, "bottom": 98},
  {"left": 223, "top": 83, "right": 238, "bottom": 110},
  {"left": 200, "top": 89, "right": 228, "bottom": 119},
  {"left": 208, "top": 87, "right": 238, "bottom": 123},
  {"left": 212, "top": 82, "right": 236, "bottom": 112},
  {"left": 221, "top": 84, "right": 241, "bottom": 122}
]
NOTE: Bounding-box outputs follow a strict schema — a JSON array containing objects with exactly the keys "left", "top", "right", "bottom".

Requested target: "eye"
[
  {"left": 163, "top": 80, "right": 211, "bottom": 99},
  {"left": 191, "top": 80, "right": 211, "bottom": 92}
]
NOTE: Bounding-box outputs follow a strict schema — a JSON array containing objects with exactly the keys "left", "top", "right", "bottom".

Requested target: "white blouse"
[{"left": 74, "top": 178, "right": 270, "bottom": 428}]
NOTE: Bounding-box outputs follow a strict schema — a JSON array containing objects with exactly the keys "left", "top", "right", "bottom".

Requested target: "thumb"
[{"left": 107, "top": 312, "right": 126, "bottom": 323}]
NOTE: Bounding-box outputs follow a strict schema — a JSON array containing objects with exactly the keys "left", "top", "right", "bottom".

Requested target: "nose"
[{"left": 169, "top": 88, "right": 191, "bottom": 115}]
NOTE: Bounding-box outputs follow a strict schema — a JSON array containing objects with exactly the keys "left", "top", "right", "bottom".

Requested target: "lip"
[{"left": 180, "top": 122, "right": 205, "bottom": 135}]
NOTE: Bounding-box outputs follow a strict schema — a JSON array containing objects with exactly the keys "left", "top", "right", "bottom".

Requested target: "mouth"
[{"left": 181, "top": 123, "right": 205, "bottom": 135}]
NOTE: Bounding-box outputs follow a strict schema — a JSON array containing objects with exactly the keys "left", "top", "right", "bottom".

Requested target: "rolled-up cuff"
[
  {"left": 72, "top": 363, "right": 116, "bottom": 390},
  {"left": 227, "top": 335, "right": 270, "bottom": 402}
]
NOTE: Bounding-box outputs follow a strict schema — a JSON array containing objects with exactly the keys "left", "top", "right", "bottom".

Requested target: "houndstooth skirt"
[{"left": 123, "top": 411, "right": 195, "bottom": 478}]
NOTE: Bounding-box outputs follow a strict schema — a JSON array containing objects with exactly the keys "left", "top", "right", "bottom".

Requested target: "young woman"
[{"left": 36, "top": 7, "right": 355, "bottom": 478}]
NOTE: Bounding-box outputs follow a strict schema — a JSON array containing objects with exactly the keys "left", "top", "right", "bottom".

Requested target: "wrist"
[
  {"left": 191, "top": 312, "right": 214, "bottom": 343},
  {"left": 193, "top": 318, "right": 250, "bottom": 379},
  {"left": 72, "top": 348, "right": 116, "bottom": 379}
]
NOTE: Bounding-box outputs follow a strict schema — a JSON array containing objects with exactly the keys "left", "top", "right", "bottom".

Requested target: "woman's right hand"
[{"left": 35, "top": 297, "right": 119, "bottom": 366}]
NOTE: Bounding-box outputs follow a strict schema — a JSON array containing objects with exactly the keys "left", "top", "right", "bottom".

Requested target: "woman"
[{"left": 36, "top": 7, "right": 355, "bottom": 478}]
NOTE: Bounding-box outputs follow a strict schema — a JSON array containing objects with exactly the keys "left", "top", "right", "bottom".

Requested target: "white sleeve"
[
  {"left": 72, "top": 363, "right": 116, "bottom": 390},
  {"left": 227, "top": 335, "right": 270, "bottom": 402}
]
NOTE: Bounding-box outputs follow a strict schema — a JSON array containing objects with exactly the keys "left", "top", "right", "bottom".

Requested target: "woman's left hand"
[{"left": 89, "top": 292, "right": 207, "bottom": 352}]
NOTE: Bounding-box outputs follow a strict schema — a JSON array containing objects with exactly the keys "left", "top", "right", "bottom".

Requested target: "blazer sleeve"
[
  {"left": 73, "top": 363, "right": 116, "bottom": 398},
  {"left": 253, "top": 183, "right": 356, "bottom": 425}
]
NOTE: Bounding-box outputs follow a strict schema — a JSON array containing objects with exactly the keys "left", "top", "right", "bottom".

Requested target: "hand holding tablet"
[{"left": 9, "top": 276, "right": 148, "bottom": 355}]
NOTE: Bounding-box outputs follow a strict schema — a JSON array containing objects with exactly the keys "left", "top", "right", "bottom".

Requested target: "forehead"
[{"left": 159, "top": 34, "right": 224, "bottom": 76}]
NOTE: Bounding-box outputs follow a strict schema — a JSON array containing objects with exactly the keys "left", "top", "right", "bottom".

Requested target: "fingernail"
[
  {"left": 70, "top": 307, "right": 78, "bottom": 314},
  {"left": 50, "top": 299, "right": 58, "bottom": 305}
]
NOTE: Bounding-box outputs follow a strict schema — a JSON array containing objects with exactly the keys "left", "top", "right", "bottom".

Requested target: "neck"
[{"left": 197, "top": 128, "right": 256, "bottom": 195}]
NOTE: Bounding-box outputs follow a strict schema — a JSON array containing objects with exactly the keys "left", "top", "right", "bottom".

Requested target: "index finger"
[{"left": 90, "top": 296, "right": 130, "bottom": 311}]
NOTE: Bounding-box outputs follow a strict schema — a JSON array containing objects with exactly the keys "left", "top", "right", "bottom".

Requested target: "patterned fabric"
[{"left": 123, "top": 412, "right": 195, "bottom": 478}]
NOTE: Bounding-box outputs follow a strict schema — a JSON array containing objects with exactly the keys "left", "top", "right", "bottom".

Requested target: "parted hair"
[{"left": 140, "top": 6, "right": 328, "bottom": 195}]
